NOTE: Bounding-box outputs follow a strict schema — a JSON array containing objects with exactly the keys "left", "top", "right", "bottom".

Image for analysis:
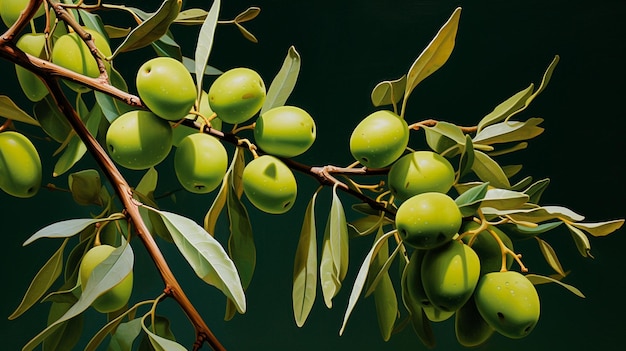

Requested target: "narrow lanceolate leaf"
[
  {"left": 400, "top": 262, "right": 435, "bottom": 348},
  {"left": 370, "top": 75, "right": 407, "bottom": 108},
  {"left": 112, "top": 0, "right": 182, "bottom": 56},
  {"left": 506, "top": 55, "right": 560, "bottom": 121},
  {"left": 22, "top": 244, "right": 134, "bottom": 351},
  {"left": 42, "top": 302, "right": 83, "bottom": 351},
  {"left": 488, "top": 205, "right": 585, "bottom": 224},
  {"left": 474, "top": 118, "right": 544, "bottom": 145},
  {"left": 524, "top": 178, "right": 550, "bottom": 204},
  {"left": 0, "top": 95, "right": 40, "bottom": 125},
  {"left": 53, "top": 104, "right": 102, "bottom": 177},
  {"left": 224, "top": 180, "right": 255, "bottom": 321},
  {"left": 107, "top": 317, "right": 144, "bottom": 351},
  {"left": 423, "top": 121, "right": 466, "bottom": 155},
  {"left": 150, "top": 208, "right": 246, "bottom": 313},
  {"left": 293, "top": 191, "right": 319, "bottom": 327},
  {"left": 472, "top": 150, "right": 511, "bottom": 189},
  {"left": 402, "top": 7, "right": 461, "bottom": 114},
  {"left": 476, "top": 84, "right": 534, "bottom": 133},
  {"left": 9, "top": 239, "right": 68, "bottom": 320},
  {"left": 339, "top": 230, "right": 396, "bottom": 336},
  {"left": 570, "top": 219, "right": 625, "bottom": 237},
  {"left": 479, "top": 188, "right": 529, "bottom": 211},
  {"left": 141, "top": 315, "right": 187, "bottom": 351},
  {"left": 321, "top": 186, "right": 350, "bottom": 308},
  {"left": 526, "top": 273, "right": 585, "bottom": 298},
  {"left": 458, "top": 135, "right": 475, "bottom": 179},
  {"left": 183, "top": 57, "right": 223, "bottom": 76},
  {"left": 261, "top": 46, "right": 301, "bottom": 114},
  {"left": 565, "top": 222, "right": 593, "bottom": 258},
  {"left": 84, "top": 300, "right": 154, "bottom": 351},
  {"left": 535, "top": 237, "right": 566, "bottom": 276},
  {"left": 454, "top": 182, "right": 489, "bottom": 218},
  {"left": 34, "top": 96, "right": 72, "bottom": 143},
  {"left": 205, "top": 147, "right": 245, "bottom": 234},
  {"left": 194, "top": 0, "right": 220, "bottom": 101},
  {"left": 372, "top": 232, "right": 398, "bottom": 341},
  {"left": 24, "top": 218, "right": 106, "bottom": 245},
  {"left": 227, "top": 182, "right": 255, "bottom": 289}
]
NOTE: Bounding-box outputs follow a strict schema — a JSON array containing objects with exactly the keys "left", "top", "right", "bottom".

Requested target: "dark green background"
[{"left": 1, "top": 0, "right": 625, "bottom": 350}]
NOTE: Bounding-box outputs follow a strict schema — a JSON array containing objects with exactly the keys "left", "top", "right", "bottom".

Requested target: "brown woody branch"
[{"left": 1, "top": 1, "right": 223, "bottom": 350}]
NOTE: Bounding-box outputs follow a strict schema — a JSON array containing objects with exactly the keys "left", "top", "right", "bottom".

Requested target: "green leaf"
[
  {"left": 22, "top": 243, "right": 133, "bottom": 351},
  {"left": 524, "top": 178, "right": 550, "bottom": 204},
  {"left": 476, "top": 84, "right": 533, "bottom": 133},
  {"left": 423, "top": 121, "right": 465, "bottom": 154},
  {"left": 403, "top": 7, "right": 461, "bottom": 115},
  {"left": 84, "top": 300, "right": 154, "bottom": 351},
  {"left": 24, "top": 218, "right": 106, "bottom": 245},
  {"left": 374, "top": 267, "right": 398, "bottom": 341},
  {"left": 78, "top": 8, "right": 107, "bottom": 40},
  {"left": 104, "top": 25, "right": 131, "bottom": 39},
  {"left": 141, "top": 314, "right": 187, "bottom": 351},
  {"left": 33, "top": 95, "right": 72, "bottom": 143},
  {"left": 235, "top": 22, "right": 258, "bottom": 43},
  {"left": 502, "top": 164, "right": 523, "bottom": 179},
  {"left": 570, "top": 219, "right": 624, "bottom": 237},
  {"left": 107, "top": 317, "right": 143, "bottom": 351},
  {"left": 473, "top": 118, "right": 544, "bottom": 145},
  {"left": 151, "top": 31, "right": 182, "bottom": 60},
  {"left": 471, "top": 150, "right": 511, "bottom": 189},
  {"left": 565, "top": 222, "right": 592, "bottom": 258},
  {"left": 365, "top": 243, "right": 401, "bottom": 297},
  {"left": 454, "top": 182, "right": 489, "bottom": 217},
  {"left": 53, "top": 104, "right": 102, "bottom": 177},
  {"left": 293, "top": 191, "right": 319, "bottom": 327},
  {"left": 488, "top": 143, "right": 528, "bottom": 157},
  {"left": 95, "top": 67, "right": 132, "bottom": 123},
  {"left": 9, "top": 239, "right": 68, "bottom": 320},
  {"left": 458, "top": 135, "right": 475, "bottom": 179},
  {"left": 535, "top": 237, "right": 566, "bottom": 276},
  {"left": 480, "top": 188, "right": 529, "bottom": 210},
  {"left": 261, "top": 46, "right": 301, "bottom": 114},
  {"left": 194, "top": 0, "right": 220, "bottom": 100},
  {"left": 204, "top": 147, "right": 245, "bottom": 234},
  {"left": 149, "top": 208, "right": 246, "bottom": 313},
  {"left": 400, "top": 262, "right": 435, "bottom": 348},
  {"left": 506, "top": 55, "right": 560, "bottom": 121},
  {"left": 135, "top": 168, "right": 172, "bottom": 243},
  {"left": 42, "top": 302, "right": 83, "bottom": 351},
  {"left": 371, "top": 75, "right": 406, "bottom": 107},
  {"left": 487, "top": 205, "right": 585, "bottom": 224},
  {"left": 505, "top": 221, "right": 563, "bottom": 240},
  {"left": 525, "top": 273, "right": 585, "bottom": 298},
  {"left": 224, "top": 179, "right": 256, "bottom": 320},
  {"left": 112, "top": 0, "right": 182, "bottom": 56},
  {"left": 0, "top": 95, "right": 40, "bottom": 126},
  {"left": 183, "top": 56, "right": 222, "bottom": 76},
  {"left": 176, "top": 8, "right": 208, "bottom": 21},
  {"left": 235, "top": 6, "right": 261, "bottom": 23},
  {"left": 320, "top": 186, "right": 350, "bottom": 308},
  {"left": 348, "top": 214, "right": 389, "bottom": 238},
  {"left": 339, "top": 230, "right": 396, "bottom": 335}
]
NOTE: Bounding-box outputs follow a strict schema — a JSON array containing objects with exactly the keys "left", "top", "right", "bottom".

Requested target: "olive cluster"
[{"left": 348, "top": 110, "right": 540, "bottom": 345}]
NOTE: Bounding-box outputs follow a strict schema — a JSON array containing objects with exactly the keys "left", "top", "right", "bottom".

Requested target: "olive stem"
[{"left": 49, "top": 0, "right": 110, "bottom": 83}]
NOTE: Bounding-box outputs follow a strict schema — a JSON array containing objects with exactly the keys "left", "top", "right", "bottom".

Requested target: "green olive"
[
  {"left": 395, "top": 192, "right": 462, "bottom": 249},
  {"left": 474, "top": 271, "right": 540, "bottom": 339},
  {"left": 79, "top": 244, "right": 133, "bottom": 313},
  {"left": 0, "top": 131, "right": 41, "bottom": 198},
  {"left": 349, "top": 110, "right": 409, "bottom": 168},
  {"left": 242, "top": 155, "right": 297, "bottom": 214}
]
